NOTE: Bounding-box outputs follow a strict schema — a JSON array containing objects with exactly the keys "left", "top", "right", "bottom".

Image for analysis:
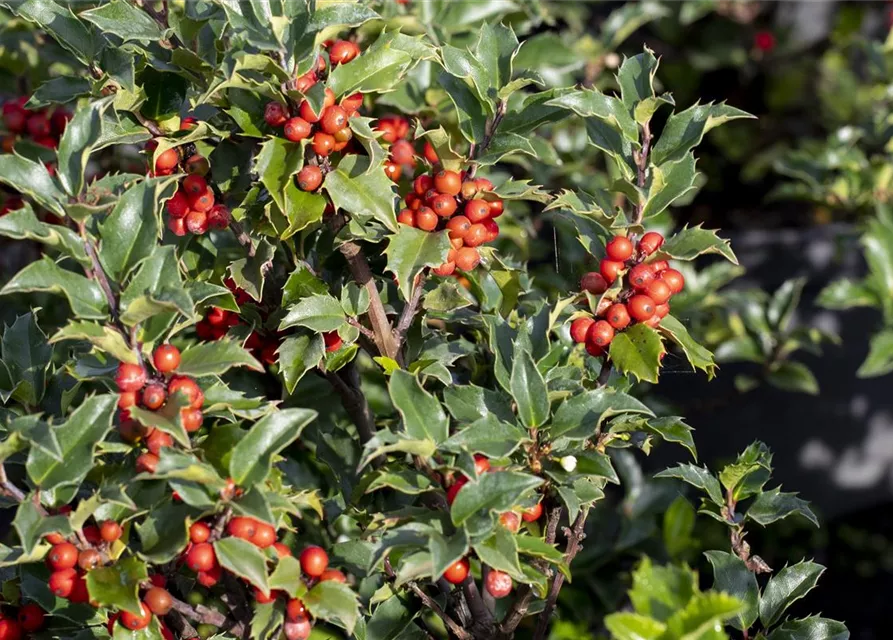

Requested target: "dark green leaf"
[
  {"left": 2, "top": 313, "right": 52, "bottom": 407},
  {"left": 384, "top": 226, "right": 450, "bottom": 301},
  {"left": 86, "top": 556, "right": 148, "bottom": 616},
  {"left": 655, "top": 464, "right": 724, "bottom": 506},
  {"left": 229, "top": 409, "right": 317, "bottom": 487},
  {"left": 704, "top": 551, "right": 759, "bottom": 631},
  {"left": 510, "top": 349, "right": 549, "bottom": 428},
  {"left": 641, "top": 153, "right": 698, "bottom": 219},
  {"left": 442, "top": 385, "right": 514, "bottom": 424},
  {"left": 29, "top": 77, "right": 93, "bottom": 108},
  {"left": 0, "top": 155, "right": 66, "bottom": 217},
  {"left": 856, "top": 329, "right": 893, "bottom": 378},
  {"left": 176, "top": 340, "right": 263, "bottom": 377},
  {"left": 135, "top": 501, "right": 195, "bottom": 562},
  {"left": 14, "top": 0, "right": 98, "bottom": 64},
  {"left": 658, "top": 315, "right": 716, "bottom": 379},
  {"left": 13, "top": 499, "right": 71, "bottom": 555},
  {"left": 229, "top": 240, "right": 275, "bottom": 302},
  {"left": 50, "top": 321, "right": 136, "bottom": 364},
  {"left": 550, "top": 388, "right": 653, "bottom": 440},
  {"left": 254, "top": 137, "right": 305, "bottom": 213},
  {"left": 429, "top": 529, "right": 469, "bottom": 580},
  {"left": 767, "top": 617, "right": 849, "bottom": 640},
  {"left": 760, "top": 561, "right": 826, "bottom": 628},
  {"left": 473, "top": 527, "right": 524, "bottom": 580},
  {"left": 278, "top": 334, "right": 325, "bottom": 394},
  {"left": 388, "top": 370, "right": 448, "bottom": 444},
  {"left": 280, "top": 294, "right": 346, "bottom": 332},
  {"left": 450, "top": 471, "right": 543, "bottom": 526},
  {"left": 323, "top": 155, "right": 397, "bottom": 231},
  {"left": 658, "top": 225, "right": 737, "bottom": 264},
  {"left": 651, "top": 103, "right": 754, "bottom": 166},
  {"left": 57, "top": 99, "right": 109, "bottom": 196},
  {"left": 303, "top": 580, "right": 360, "bottom": 635},
  {"left": 0, "top": 205, "right": 89, "bottom": 265},
  {"left": 442, "top": 414, "right": 529, "bottom": 458},
  {"left": 80, "top": 0, "right": 162, "bottom": 41},
  {"left": 767, "top": 362, "right": 819, "bottom": 395},
  {"left": 746, "top": 487, "right": 818, "bottom": 528},
  {"left": 545, "top": 88, "right": 638, "bottom": 145},
  {"left": 608, "top": 324, "right": 665, "bottom": 384},
  {"left": 214, "top": 537, "right": 270, "bottom": 594}
]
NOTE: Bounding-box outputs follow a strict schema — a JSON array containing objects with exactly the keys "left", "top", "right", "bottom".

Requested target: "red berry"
[
  {"left": 465, "top": 199, "right": 490, "bottom": 223},
  {"left": 655, "top": 303, "right": 670, "bottom": 319},
  {"left": 167, "top": 216, "right": 186, "bottom": 236},
  {"left": 390, "top": 139, "right": 415, "bottom": 165},
  {"left": 47, "top": 542, "right": 78, "bottom": 571},
  {"left": 320, "top": 569, "right": 347, "bottom": 583},
  {"left": 341, "top": 92, "right": 363, "bottom": 112},
  {"left": 580, "top": 272, "right": 608, "bottom": 295},
  {"left": 473, "top": 455, "right": 490, "bottom": 475},
  {"left": 413, "top": 174, "right": 432, "bottom": 195},
  {"left": 146, "top": 428, "right": 173, "bottom": 455},
  {"left": 443, "top": 558, "right": 469, "bottom": 584},
  {"left": 606, "top": 236, "right": 633, "bottom": 261},
  {"left": 446, "top": 215, "right": 471, "bottom": 240},
  {"left": 645, "top": 279, "right": 671, "bottom": 305},
  {"left": 120, "top": 602, "right": 152, "bottom": 630},
  {"left": 384, "top": 160, "right": 402, "bottom": 182},
  {"left": 587, "top": 320, "right": 614, "bottom": 347},
  {"left": 100, "top": 520, "right": 123, "bottom": 543},
  {"left": 186, "top": 542, "right": 217, "bottom": 572},
  {"left": 181, "top": 408, "right": 203, "bottom": 433},
  {"left": 485, "top": 570, "right": 513, "bottom": 598},
  {"left": 422, "top": 141, "right": 439, "bottom": 164},
  {"left": 464, "top": 223, "right": 488, "bottom": 248},
  {"left": 136, "top": 452, "right": 159, "bottom": 474},
  {"left": 432, "top": 194, "right": 458, "bottom": 218},
  {"left": 300, "top": 546, "right": 329, "bottom": 577},
  {"left": 286, "top": 598, "right": 306, "bottom": 621},
  {"left": 188, "top": 188, "right": 215, "bottom": 214},
  {"left": 311, "top": 132, "right": 335, "bottom": 156},
  {"left": 26, "top": 113, "right": 50, "bottom": 138},
  {"left": 521, "top": 502, "right": 543, "bottom": 522},
  {"left": 251, "top": 523, "right": 276, "bottom": 549},
  {"left": 455, "top": 247, "right": 480, "bottom": 271},
  {"left": 264, "top": 102, "right": 288, "bottom": 127},
  {"left": 283, "top": 617, "right": 312, "bottom": 640},
  {"left": 628, "top": 295, "right": 656, "bottom": 322},
  {"left": 196, "top": 565, "right": 222, "bottom": 587},
  {"left": 184, "top": 154, "right": 210, "bottom": 176},
  {"left": 446, "top": 481, "right": 465, "bottom": 506},
  {"left": 48, "top": 568, "right": 77, "bottom": 597},
  {"left": 297, "top": 165, "right": 323, "bottom": 192},
  {"left": 17, "top": 603, "right": 44, "bottom": 632},
  {"left": 570, "top": 317, "right": 594, "bottom": 344},
  {"left": 415, "top": 207, "right": 438, "bottom": 232},
  {"left": 185, "top": 210, "right": 208, "bottom": 235},
  {"left": 329, "top": 40, "right": 360, "bottom": 65},
  {"left": 208, "top": 204, "right": 231, "bottom": 230},
  {"left": 118, "top": 391, "right": 137, "bottom": 410},
  {"left": 489, "top": 199, "right": 504, "bottom": 218},
  {"left": 150, "top": 574, "right": 167, "bottom": 588},
  {"left": 116, "top": 363, "right": 147, "bottom": 392},
  {"left": 499, "top": 512, "right": 521, "bottom": 532},
  {"left": 397, "top": 209, "right": 415, "bottom": 226},
  {"left": 190, "top": 522, "right": 211, "bottom": 544},
  {"left": 628, "top": 263, "right": 654, "bottom": 290},
  {"left": 433, "top": 261, "right": 456, "bottom": 276},
  {"left": 168, "top": 376, "right": 203, "bottom": 409},
  {"left": 638, "top": 231, "right": 664, "bottom": 256},
  {"left": 153, "top": 344, "right": 181, "bottom": 373},
  {"left": 166, "top": 190, "right": 189, "bottom": 218},
  {"left": 649, "top": 259, "right": 670, "bottom": 274},
  {"left": 660, "top": 269, "right": 685, "bottom": 294},
  {"left": 284, "top": 117, "right": 312, "bottom": 142},
  {"left": 599, "top": 260, "right": 624, "bottom": 284},
  {"left": 754, "top": 30, "right": 776, "bottom": 53},
  {"left": 605, "top": 304, "right": 631, "bottom": 330},
  {"left": 320, "top": 106, "right": 348, "bottom": 135},
  {"left": 144, "top": 587, "right": 173, "bottom": 615},
  {"left": 434, "top": 170, "right": 462, "bottom": 196},
  {"left": 323, "top": 331, "right": 342, "bottom": 352},
  {"left": 182, "top": 174, "right": 207, "bottom": 196}
]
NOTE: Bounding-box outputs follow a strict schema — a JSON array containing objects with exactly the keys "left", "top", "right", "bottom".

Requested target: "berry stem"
[
  {"left": 383, "top": 558, "right": 472, "bottom": 640},
  {"left": 393, "top": 272, "right": 427, "bottom": 360},
  {"left": 468, "top": 99, "right": 508, "bottom": 179},
  {"left": 632, "top": 121, "right": 652, "bottom": 226}
]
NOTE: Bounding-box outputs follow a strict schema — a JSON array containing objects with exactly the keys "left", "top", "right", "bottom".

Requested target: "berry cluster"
[
  {"left": 263, "top": 40, "right": 365, "bottom": 193},
  {"left": 397, "top": 170, "right": 504, "bottom": 275},
  {"left": 440, "top": 455, "right": 543, "bottom": 598},
  {"left": 1, "top": 97, "right": 69, "bottom": 152},
  {"left": 0, "top": 602, "right": 45, "bottom": 639},
  {"left": 374, "top": 114, "right": 439, "bottom": 182},
  {"left": 570, "top": 231, "right": 685, "bottom": 357},
  {"left": 116, "top": 345, "right": 206, "bottom": 472},
  {"left": 157, "top": 152, "right": 231, "bottom": 237}
]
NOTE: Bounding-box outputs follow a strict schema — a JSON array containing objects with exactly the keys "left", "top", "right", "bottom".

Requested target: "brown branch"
[
  {"left": 347, "top": 317, "right": 376, "bottom": 341},
  {"left": 461, "top": 576, "right": 495, "bottom": 636},
  {"left": 165, "top": 609, "right": 199, "bottom": 640},
  {"left": 384, "top": 558, "right": 471, "bottom": 640},
  {"left": 597, "top": 361, "right": 613, "bottom": 387},
  {"left": 394, "top": 272, "right": 427, "bottom": 356},
  {"left": 533, "top": 510, "right": 588, "bottom": 640},
  {"left": 209, "top": 506, "right": 232, "bottom": 542},
  {"left": 468, "top": 99, "right": 508, "bottom": 179},
  {"left": 79, "top": 223, "right": 118, "bottom": 316},
  {"left": 339, "top": 241, "right": 399, "bottom": 360},
  {"left": 133, "top": 111, "right": 164, "bottom": 137},
  {"left": 0, "top": 464, "right": 28, "bottom": 505},
  {"left": 169, "top": 594, "right": 245, "bottom": 637},
  {"left": 230, "top": 221, "right": 256, "bottom": 258},
  {"left": 632, "top": 121, "right": 652, "bottom": 226},
  {"left": 323, "top": 362, "right": 376, "bottom": 445}
]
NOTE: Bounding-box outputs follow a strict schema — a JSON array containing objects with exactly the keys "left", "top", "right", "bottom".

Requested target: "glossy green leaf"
[
  {"left": 0, "top": 205, "right": 89, "bottom": 265},
  {"left": 857, "top": 329, "right": 893, "bottom": 377},
  {"left": 57, "top": 98, "right": 109, "bottom": 197},
  {"left": 1, "top": 313, "right": 52, "bottom": 407},
  {"left": 0, "top": 155, "right": 66, "bottom": 217},
  {"left": 429, "top": 529, "right": 469, "bottom": 580},
  {"left": 254, "top": 137, "right": 305, "bottom": 212},
  {"left": 550, "top": 388, "right": 653, "bottom": 439},
  {"left": 651, "top": 102, "right": 755, "bottom": 166},
  {"left": 26, "top": 395, "right": 116, "bottom": 490},
  {"left": 214, "top": 537, "right": 270, "bottom": 594},
  {"left": 135, "top": 501, "right": 194, "bottom": 563},
  {"left": 278, "top": 334, "right": 325, "bottom": 394},
  {"left": 176, "top": 340, "right": 263, "bottom": 377},
  {"left": 50, "top": 321, "right": 136, "bottom": 364},
  {"left": 324, "top": 155, "right": 397, "bottom": 231},
  {"left": 767, "top": 361, "right": 819, "bottom": 395},
  {"left": 229, "top": 409, "right": 317, "bottom": 487},
  {"left": 767, "top": 617, "right": 849, "bottom": 640},
  {"left": 608, "top": 323, "right": 665, "bottom": 384},
  {"left": 658, "top": 225, "right": 738, "bottom": 264},
  {"left": 473, "top": 527, "right": 524, "bottom": 580},
  {"left": 29, "top": 76, "right": 93, "bottom": 108},
  {"left": 450, "top": 471, "right": 543, "bottom": 526},
  {"left": 280, "top": 294, "right": 346, "bottom": 332},
  {"left": 746, "top": 487, "right": 818, "bottom": 527},
  {"left": 640, "top": 153, "right": 698, "bottom": 219},
  {"left": 545, "top": 88, "right": 639, "bottom": 145},
  {"left": 86, "top": 556, "right": 148, "bottom": 616},
  {"left": 510, "top": 349, "right": 549, "bottom": 428},
  {"left": 604, "top": 613, "right": 665, "bottom": 640},
  {"left": 383, "top": 226, "right": 450, "bottom": 301},
  {"left": 80, "top": 0, "right": 162, "bottom": 42},
  {"left": 228, "top": 239, "right": 275, "bottom": 302},
  {"left": 303, "top": 580, "right": 360, "bottom": 635},
  {"left": 705, "top": 551, "right": 759, "bottom": 631},
  {"left": 760, "top": 561, "right": 826, "bottom": 628},
  {"left": 13, "top": 499, "right": 71, "bottom": 555},
  {"left": 658, "top": 315, "right": 716, "bottom": 379},
  {"left": 442, "top": 414, "right": 529, "bottom": 458},
  {"left": 14, "top": 0, "right": 98, "bottom": 64},
  {"left": 388, "top": 370, "right": 448, "bottom": 444},
  {"left": 655, "top": 463, "right": 724, "bottom": 506}
]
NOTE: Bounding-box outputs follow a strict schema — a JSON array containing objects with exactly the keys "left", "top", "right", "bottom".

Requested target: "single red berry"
[
  {"left": 167, "top": 216, "right": 186, "bottom": 236},
  {"left": 144, "top": 587, "right": 173, "bottom": 615},
  {"left": 432, "top": 194, "right": 458, "bottom": 218},
  {"left": 251, "top": 523, "right": 276, "bottom": 549},
  {"left": 628, "top": 263, "right": 654, "bottom": 290},
  {"left": 446, "top": 481, "right": 465, "bottom": 506},
  {"left": 570, "top": 317, "right": 594, "bottom": 344},
  {"left": 521, "top": 502, "right": 543, "bottom": 522},
  {"left": 136, "top": 452, "right": 160, "bottom": 474},
  {"left": 606, "top": 236, "right": 633, "bottom": 261},
  {"left": 181, "top": 408, "right": 204, "bottom": 433},
  {"left": 311, "top": 132, "right": 335, "bottom": 156},
  {"left": 645, "top": 279, "right": 672, "bottom": 305},
  {"left": 283, "top": 617, "right": 312, "bottom": 640},
  {"left": 254, "top": 587, "right": 277, "bottom": 604},
  {"left": 47, "top": 542, "right": 78, "bottom": 571},
  {"left": 190, "top": 522, "right": 211, "bottom": 544},
  {"left": 413, "top": 174, "right": 433, "bottom": 195},
  {"left": 465, "top": 199, "right": 491, "bottom": 223},
  {"left": 415, "top": 207, "right": 438, "bottom": 232},
  {"left": 320, "top": 106, "right": 348, "bottom": 135},
  {"left": 100, "top": 520, "right": 123, "bottom": 543},
  {"left": 118, "top": 391, "right": 137, "bottom": 410},
  {"left": 599, "top": 259, "right": 624, "bottom": 284},
  {"left": 443, "top": 558, "right": 469, "bottom": 584},
  {"left": 150, "top": 574, "right": 167, "bottom": 588},
  {"left": 153, "top": 344, "right": 181, "bottom": 373},
  {"left": 464, "top": 223, "right": 488, "bottom": 248},
  {"left": 116, "top": 363, "right": 147, "bottom": 392},
  {"left": 264, "top": 102, "right": 288, "bottom": 127},
  {"left": 196, "top": 565, "right": 222, "bottom": 587},
  {"left": 168, "top": 376, "right": 203, "bottom": 409},
  {"left": 166, "top": 190, "right": 189, "bottom": 218},
  {"left": 341, "top": 92, "right": 363, "bottom": 112},
  {"left": 754, "top": 30, "right": 776, "bottom": 52},
  {"left": 390, "top": 139, "right": 415, "bottom": 165},
  {"left": 587, "top": 320, "right": 614, "bottom": 347},
  {"left": 489, "top": 199, "right": 504, "bottom": 218},
  {"left": 660, "top": 269, "right": 685, "bottom": 294},
  {"left": 446, "top": 215, "right": 471, "bottom": 240},
  {"left": 299, "top": 100, "right": 322, "bottom": 124},
  {"left": 17, "top": 603, "right": 45, "bottom": 632},
  {"left": 186, "top": 542, "right": 217, "bottom": 572},
  {"left": 208, "top": 204, "right": 231, "bottom": 230},
  {"left": 605, "top": 303, "right": 631, "bottom": 330},
  {"left": 228, "top": 517, "right": 257, "bottom": 540},
  {"left": 649, "top": 259, "right": 670, "bottom": 274},
  {"left": 283, "top": 117, "right": 312, "bottom": 142},
  {"left": 580, "top": 272, "right": 608, "bottom": 295},
  {"left": 473, "top": 455, "right": 490, "bottom": 475},
  {"left": 297, "top": 165, "right": 323, "bottom": 191},
  {"left": 185, "top": 210, "right": 208, "bottom": 235},
  {"left": 638, "top": 231, "right": 664, "bottom": 256},
  {"left": 146, "top": 428, "right": 173, "bottom": 455},
  {"left": 184, "top": 154, "right": 210, "bottom": 176},
  {"left": 422, "top": 141, "right": 439, "bottom": 164},
  {"left": 48, "top": 568, "right": 77, "bottom": 598},
  {"left": 182, "top": 174, "right": 207, "bottom": 196},
  {"left": 434, "top": 170, "right": 462, "bottom": 196},
  {"left": 499, "top": 512, "right": 521, "bottom": 532},
  {"left": 655, "top": 303, "right": 670, "bottom": 319},
  {"left": 485, "top": 570, "right": 513, "bottom": 598},
  {"left": 433, "top": 261, "right": 456, "bottom": 277},
  {"left": 397, "top": 209, "right": 415, "bottom": 227},
  {"left": 300, "top": 546, "right": 329, "bottom": 577},
  {"left": 455, "top": 247, "right": 480, "bottom": 271},
  {"left": 273, "top": 542, "right": 292, "bottom": 558},
  {"left": 286, "top": 598, "right": 306, "bottom": 621},
  {"left": 329, "top": 40, "right": 360, "bottom": 65},
  {"left": 384, "top": 160, "right": 402, "bottom": 181},
  {"left": 188, "top": 188, "right": 215, "bottom": 214},
  {"left": 323, "top": 331, "right": 342, "bottom": 352},
  {"left": 26, "top": 113, "right": 51, "bottom": 138},
  {"left": 628, "top": 295, "right": 656, "bottom": 322},
  {"left": 120, "top": 602, "right": 152, "bottom": 630}
]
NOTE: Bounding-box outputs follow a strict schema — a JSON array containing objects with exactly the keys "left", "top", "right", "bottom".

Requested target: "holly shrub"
[{"left": 0, "top": 2, "right": 851, "bottom": 640}]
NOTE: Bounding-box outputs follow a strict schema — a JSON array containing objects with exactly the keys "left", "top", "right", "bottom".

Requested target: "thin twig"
[
  {"left": 169, "top": 595, "right": 245, "bottom": 636},
  {"left": 467, "top": 99, "right": 508, "bottom": 179},
  {"left": 632, "top": 121, "right": 652, "bottom": 226},
  {"left": 339, "top": 241, "right": 399, "bottom": 360},
  {"left": 596, "top": 361, "right": 613, "bottom": 387},
  {"left": 384, "top": 558, "right": 471, "bottom": 640},
  {"left": 209, "top": 506, "right": 232, "bottom": 542},
  {"left": 394, "top": 272, "right": 427, "bottom": 354},
  {"left": 462, "top": 576, "right": 495, "bottom": 636},
  {"left": 323, "top": 362, "right": 376, "bottom": 445},
  {"left": 133, "top": 111, "right": 164, "bottom": 137},
  {"left": 79, "top": 223, "right": 118, "bottom": 316},
  {"left": 230, "top": 221, "right": 256, "bottom": 258},
  {"left": 347, "top": 317, "right": 376, "bottom": 341},
  {"left": 0, "top": 464, "right": 28, "bottom": 504},
  {"left": 533, "top": 510, "right": 588, "bottom": 640}
]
